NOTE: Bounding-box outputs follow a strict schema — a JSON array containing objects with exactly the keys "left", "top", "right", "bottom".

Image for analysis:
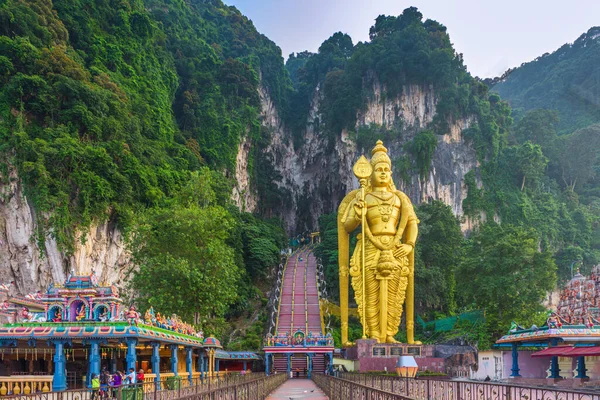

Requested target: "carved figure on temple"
[
  {"left": 1, "top": 300, "right": 9, "bottom": 310},
  {"left": 21, "top": 307, "right": 45, "bottom": 322},
  {"left": 98, "top": 308, "right": 109, "bottom": 322},
  {"left": 338, "top": 140, "right": 419, "bottom": 344},
  {"left": 144, "top": 307, "right": 154, "bottom": 325},
  {"left": 25, "top": 291, "right": 42, "bottom": 301},
  {"left": 196, "top": 329, "right": 204, "bottom": 340},
  {"left": 547, "top": 313, "right": 563, "bottom": 329},
  {"left": 52, "top": 310, "right": 63, "bottom": 322},
  {"left": 90, "top": 269, "right": 99, "bottom": 286},
  {"left": 75, "top": 305, "right": 86, "bottom": 321},
  {"left": 0, "top": 281, "right": 14, "bottom": 292},
  {"left": 126, "top": 305, "right": 140, "bottom": 326}
]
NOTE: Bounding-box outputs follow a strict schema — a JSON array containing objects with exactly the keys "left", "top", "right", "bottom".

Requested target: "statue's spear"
[{"left": 353, "top": 156, "right": 372, "bottom": 340}]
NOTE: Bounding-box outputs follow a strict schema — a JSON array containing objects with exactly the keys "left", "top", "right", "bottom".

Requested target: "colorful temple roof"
[
  {"left": 497, "top": 326, "right": 600, "bottom": 344},
  {"left": 214, "top": 350, "right": 260, "bottom": 360},
  {"left": 0, "top": 273, "right": 208, "bottom": 347},
  {"left": 203, "top": 337, "right": 222, "bottom": 348},
  {"left": 0, "top": 321, "right": 205, "bottom": 347}
]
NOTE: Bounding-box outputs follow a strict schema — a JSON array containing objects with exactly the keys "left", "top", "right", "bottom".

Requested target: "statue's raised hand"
[{"left": 353, "top": 199, "right": 366, "bottom": 218}]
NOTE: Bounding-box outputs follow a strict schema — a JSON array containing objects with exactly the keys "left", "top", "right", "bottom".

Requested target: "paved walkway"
[{"left": 266, "top": 379, "right": 328, "bottom": 399}]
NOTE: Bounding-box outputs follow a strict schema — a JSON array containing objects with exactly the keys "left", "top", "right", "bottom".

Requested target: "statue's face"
[{"left": 372, "top": 162, "right": 392, "bottom": 187}]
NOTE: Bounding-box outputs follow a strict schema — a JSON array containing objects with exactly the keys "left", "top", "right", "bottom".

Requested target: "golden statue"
[{"left": 338, "top": 140, "right": 419, "bottom": 345}]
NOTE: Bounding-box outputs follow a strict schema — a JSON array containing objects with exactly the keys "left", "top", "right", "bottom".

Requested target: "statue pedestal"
[{"left": 344, "top": 339, "right": 427, "bottom": 373}]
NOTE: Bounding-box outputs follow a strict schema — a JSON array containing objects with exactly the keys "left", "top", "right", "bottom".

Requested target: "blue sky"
[{"left": 225, "top": 0, "right": 600, "bottom": 78}]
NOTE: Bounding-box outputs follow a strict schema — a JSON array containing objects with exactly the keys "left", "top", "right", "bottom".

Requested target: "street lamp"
[{"left": 396, "top": 356, "right": 418, "bottom": 378}]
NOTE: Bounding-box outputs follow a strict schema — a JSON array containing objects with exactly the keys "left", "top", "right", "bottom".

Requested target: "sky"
[{"left": 225, "top": 0, "right": 600, "bottom": 78}]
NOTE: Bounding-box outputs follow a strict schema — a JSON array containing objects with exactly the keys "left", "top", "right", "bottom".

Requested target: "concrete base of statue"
[{"left": 342, "top": 339, "right": 440, "bottom": 373}]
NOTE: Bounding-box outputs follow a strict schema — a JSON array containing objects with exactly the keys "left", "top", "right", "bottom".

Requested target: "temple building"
[
  {"left": 0, "top": 273, "right": 258, "bottom": 393},
  {"left": 496, "top": 266, "right": 600, "bottom": 387}
]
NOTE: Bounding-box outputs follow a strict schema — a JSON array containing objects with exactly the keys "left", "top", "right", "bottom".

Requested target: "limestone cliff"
[
  {"left": 0, "top": 79, "right": 481, "bottom": 294},
  {"left": 257, "top": 78, "right": 481, "bottom": 233},
  {"left": 0, "top": 164, "right": 129, "bottom": 296}
]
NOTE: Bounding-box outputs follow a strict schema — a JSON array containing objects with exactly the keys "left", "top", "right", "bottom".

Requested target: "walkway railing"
[
  {"left": 0, "top": 373, "right": 266, "bottom": 399},
  {"left": 337, "top": 372, "right": 600, "bottom": 400},
  {"left": 178, "top": 373, "right": 287, "bottom": 400},
  {"left": 312, "top": 374, "right": 412, "bottom": 400}
]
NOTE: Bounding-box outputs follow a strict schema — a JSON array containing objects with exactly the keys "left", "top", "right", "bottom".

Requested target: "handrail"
[
  {"left": 274, "top": 254, "right": 290, "bottom": 334},
  {"left": 0, "top": 376, "right": 52, "bottom": 395},
  {"left": 0, "top": 372, "right": 266, "bottom": 399},
  {"left": 338, "top": 372, "right": 600, "bottom": 400},
  {"left": 304, "top": 250, "right": 309, "bottom": 333},
  {"left": 312, "top": 374, "right": 412, "bottom": 400},
  {"left": 179, "top": 373, "right": 287, "bottom": 400},
  {"left": 289, "top": 249, "right": 301, "bottom": 333}
]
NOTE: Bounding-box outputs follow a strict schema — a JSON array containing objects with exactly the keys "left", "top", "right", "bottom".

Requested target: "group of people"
[{"left": 90, "top": 368, "right": 145, "bottom": 399}]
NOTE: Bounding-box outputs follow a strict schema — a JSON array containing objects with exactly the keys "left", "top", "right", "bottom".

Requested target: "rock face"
[
  {"left": 0, "top": 77, "right": 481, "bottom": 293},
  {"left": 257, "top": 79, "right": 480, "bottom": 233},
  {"left": 0, "top": 165, "right": 129, "bottom": 296}
]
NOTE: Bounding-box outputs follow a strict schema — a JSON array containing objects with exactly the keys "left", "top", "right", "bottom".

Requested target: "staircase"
[
  {"left": 272, "top": 247, "right": 326, "bottom": 374},
  {"left": 276, "top": 248, "right": 322, "bottom": 335}
]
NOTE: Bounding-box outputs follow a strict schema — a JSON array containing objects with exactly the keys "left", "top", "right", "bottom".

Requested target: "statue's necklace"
[{"left": 371, "top": 192, "right": 394, "bottom": 222}]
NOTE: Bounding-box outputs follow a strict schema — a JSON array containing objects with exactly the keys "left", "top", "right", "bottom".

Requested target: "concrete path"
[{"left": 266, "top": 378, "right": 328, "bottom": 399}]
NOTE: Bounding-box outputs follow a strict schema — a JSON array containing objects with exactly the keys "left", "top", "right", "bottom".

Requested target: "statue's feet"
[
  {"left": 386, "top": 335, "right": 400, "bottom": 344},
  {"left": 408, "top": 340, "right": 422, "bottom": 345}
]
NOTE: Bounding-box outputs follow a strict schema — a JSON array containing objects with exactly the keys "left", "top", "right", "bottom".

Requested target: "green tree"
[
  {"left": 128, "top": 169, "right": 240, "bottom": 324},
  {"left": 512, "top": 109, "right": 559, "bottom": 148},
  {"left": 415, "top": 201, "right": 464, "bottom": 316},
  {"left": 555, "top": 125, "right": 600, "bottom": 191},
  {"left": 515, "top": 141, "right": 548, "bottom": 191},
  {"left": 410, "top": 130, "right": 438, "bottom": 180},
  {"left": 456, "top": 223, "right": 556, "bottom": 335}
]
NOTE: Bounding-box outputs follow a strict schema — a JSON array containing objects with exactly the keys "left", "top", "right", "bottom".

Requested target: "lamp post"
[{"left": 396, "top": 356, "right": 418, "bottom": 378}]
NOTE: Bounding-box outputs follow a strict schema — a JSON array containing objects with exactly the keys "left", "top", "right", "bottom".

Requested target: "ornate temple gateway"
[{"left": 0, "top": 273, "right": 258, "bottom": 393}]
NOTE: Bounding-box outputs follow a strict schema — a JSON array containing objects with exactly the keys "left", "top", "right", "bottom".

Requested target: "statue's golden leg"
[
  {"left": 406, "top": 251, "right": 421, "bottom": 345},
  {"left": 340, "top": 269, "right": 349, "bottom": 345},
  {"left": 379, "top": 276, "right": 390, "bottom": 343},
  {"left": 365, "top": 267, "right": 380, "bottom": 340},
  {"left": 386, "top": 271, "right": 404, "bottom": 343}
]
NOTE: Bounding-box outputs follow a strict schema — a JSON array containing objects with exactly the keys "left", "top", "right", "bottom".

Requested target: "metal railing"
[
  {"left": 312, "top": 374, "right": 412, "bottom": 400},
  {"left": 177, "top": 373, "right": 287, "bottom": 400},
  {"left": 0, "top": 373, "right": 266, "bottom": 400},
  {"left": 338, "top": 372, "right": 600, "bottom": 400}
]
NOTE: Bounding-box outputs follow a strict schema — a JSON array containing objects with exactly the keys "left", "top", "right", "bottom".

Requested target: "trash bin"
[
  {"left": 121, "top": 386, "right": 143, "bottom": 400},
  {"left": 165, "top": 376, "right": 181, "bottom": 390}
]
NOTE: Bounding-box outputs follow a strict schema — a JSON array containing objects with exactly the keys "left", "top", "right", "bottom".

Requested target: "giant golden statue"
[{"left": 338, "top": 140, "right": 419, "bottom": 345}]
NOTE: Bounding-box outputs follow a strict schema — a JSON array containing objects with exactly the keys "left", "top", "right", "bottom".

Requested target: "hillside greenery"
[
  {"left": 285, "top": 7, "right": 512, "bottom": 164},
  {"left": 492, "top": 26, "right": 600, "bottom": 134},
  {"left": 1, "top": 0, "right": 599, "bottom": 350},
  {"left": 0, "top": 0, "right": 289, "bottom": 348}
]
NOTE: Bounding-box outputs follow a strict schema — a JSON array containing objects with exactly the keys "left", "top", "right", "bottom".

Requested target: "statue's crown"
[{"left": 370, "top": 140, "right": 391, "bottom": 167}]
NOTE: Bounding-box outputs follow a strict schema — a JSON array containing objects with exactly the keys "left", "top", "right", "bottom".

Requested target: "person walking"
[
  {"left": 111, "top": 370, "right": 122, "bottom": 397},
  {"left": 91, "top": 374, "right": 100, "bottom": 400},
  {"left": 125, "top": 368, "right": 136, "bottom": 385},
  {"left": 136, "top": 369, "right": 145, "bottom": 386}
]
